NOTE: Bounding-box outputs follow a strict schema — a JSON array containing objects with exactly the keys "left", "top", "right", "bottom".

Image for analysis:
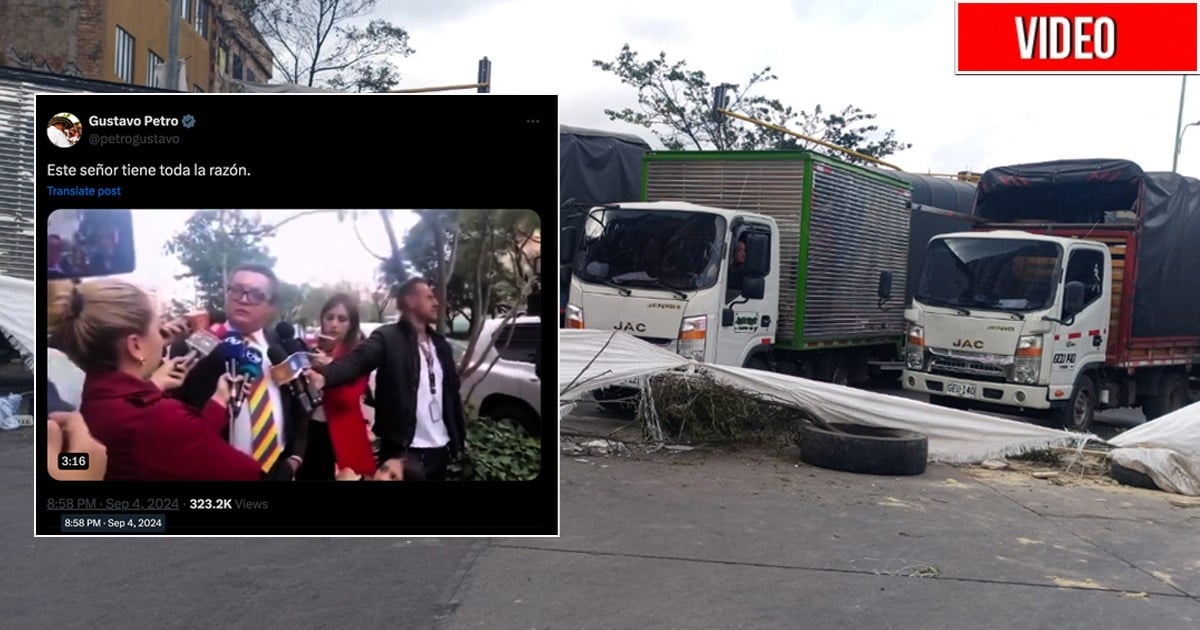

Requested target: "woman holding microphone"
[
  {"left": 298, "top": 293, "right": 377, "bottom": 480},
  {"left": 48, "top": 278, "right": 268, "bottom": 481}
]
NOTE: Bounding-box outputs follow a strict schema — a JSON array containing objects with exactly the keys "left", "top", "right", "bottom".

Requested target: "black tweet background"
[{"left": 36, "top": 94, "right": 559, "bottom": 535}]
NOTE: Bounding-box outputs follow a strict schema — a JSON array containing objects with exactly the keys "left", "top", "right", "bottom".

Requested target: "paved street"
[{"left": 5, "top": 382, "right": 1199, "bottom": 629}]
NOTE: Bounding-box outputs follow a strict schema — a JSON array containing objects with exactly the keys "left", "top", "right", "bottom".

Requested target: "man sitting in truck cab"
[{"left": 726, "top": 236, "right": 747, "bottom": 302}]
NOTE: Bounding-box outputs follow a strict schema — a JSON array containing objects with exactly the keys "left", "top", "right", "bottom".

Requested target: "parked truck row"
[{"left": 560, "top": 152, "right": 1199, "bottom": 431}]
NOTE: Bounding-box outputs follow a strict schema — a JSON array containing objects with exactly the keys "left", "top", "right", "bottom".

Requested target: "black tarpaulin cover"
[
  {"left": 975, "top": 159, "right": 1200, "bottom": 338},
  {"left": 560, "top": 125, "right": 649, "bottom": 215},
  {"left": 885, "top": 172, "right": 978, "bottom": 303}
]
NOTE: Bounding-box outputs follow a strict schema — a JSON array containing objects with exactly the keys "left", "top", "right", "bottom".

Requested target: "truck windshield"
[
  {"left": 916, "top": 238, "right": 1061, "bottom": 312},
  {"left": 575, "top": 209, "right": 727, "bottom": 291}
]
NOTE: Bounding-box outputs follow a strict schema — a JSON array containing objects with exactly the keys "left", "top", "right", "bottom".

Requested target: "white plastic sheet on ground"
[
  {"left": 561, "top": 330, "right": 1090, "bottom": 464},
  {"left": 0, "top": 275, "right": 35, "bottom": 371},
  {"left": 1109, "top": 402, "right": 1200, "bottom": 496}
]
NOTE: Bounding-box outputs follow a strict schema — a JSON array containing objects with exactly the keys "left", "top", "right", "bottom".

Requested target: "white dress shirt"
[
  {"left": 410, "top": 336, "right": 450, "bottom": 449},
  {"left": 229, "top": 331, "right": 287, "bottom": 457}
]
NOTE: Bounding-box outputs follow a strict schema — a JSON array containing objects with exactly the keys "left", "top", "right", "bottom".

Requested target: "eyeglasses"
[
  {"left": 226, "top": 286, "right": 269, "bottom": 305},
  {"left": 323, "top": 313, "right": 349, "bottom": 323}
]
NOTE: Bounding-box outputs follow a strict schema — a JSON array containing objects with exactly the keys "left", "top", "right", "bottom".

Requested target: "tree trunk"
[{"left": 438, "top": 212, "right": 461, "bottom": 335}]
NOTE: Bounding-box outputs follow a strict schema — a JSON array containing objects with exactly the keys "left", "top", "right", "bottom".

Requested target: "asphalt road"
[{"left": 0, "top": 428, "right": 482, "bottom": 629}]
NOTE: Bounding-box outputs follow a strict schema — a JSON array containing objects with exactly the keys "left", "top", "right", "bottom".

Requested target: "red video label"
[{"left": 956, "top": 2, "right": 1199, "bottom": 73}]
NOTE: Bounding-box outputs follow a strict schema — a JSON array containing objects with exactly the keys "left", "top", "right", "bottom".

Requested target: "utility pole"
[
  {"left": 167, "top": 0, "right": 182, "bottom": 90},
  {"left": 1173, "top": 75, "right": 1188, "bottom": 172}
]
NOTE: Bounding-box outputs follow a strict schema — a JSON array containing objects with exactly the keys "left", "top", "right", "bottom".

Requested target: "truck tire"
[
  {"left": 744, "top": 355, "right": 770, "bottom": 372},
  {"left": 1109, "top": 461, "right": 1160, "bottom": 491},
  {"left": 799, "top": 423, "right": 928, "bottom": 476},
  {"left": 1051, "top": 374, "right": 1096, "bottom": 432},
  {"left": 1143, "top": 373, "right": 1189, "bottom": 420}
]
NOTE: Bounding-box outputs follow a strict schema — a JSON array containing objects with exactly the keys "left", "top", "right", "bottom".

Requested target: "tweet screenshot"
[{"left": 35, "top": 94, "right": 557, "bottom": 536}]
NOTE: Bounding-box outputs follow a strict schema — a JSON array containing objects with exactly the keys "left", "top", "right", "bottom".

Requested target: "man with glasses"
[
  {"left": 170, "top": 264, "right": 310, "bottom": 480},
  {"left": 315, "top": 277, "right": 466, "bottom": 480}
]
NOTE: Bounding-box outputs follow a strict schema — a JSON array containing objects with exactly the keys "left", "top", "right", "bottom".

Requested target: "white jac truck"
[
  {"left": 559, "top": 151, "right": 938, "bottom": 391},
  {"left": 903, "top": 159, "right": 1200, "bottom": 431}
]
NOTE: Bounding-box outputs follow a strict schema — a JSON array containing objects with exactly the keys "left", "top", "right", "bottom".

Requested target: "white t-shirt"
[
  {"left": 47, "top": 126, "right": 72, "bottom": 148},
  {"left": 410, "top": 336, "right": 450, "bottom": 449},
  {"left": 229, "top": 331, "right": 287, "bottom": 457}
]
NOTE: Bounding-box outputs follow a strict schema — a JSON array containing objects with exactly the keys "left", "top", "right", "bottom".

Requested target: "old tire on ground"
[
  {"left": 1143, "top": 373, "right": 1190, "bottom": 420},
  {"left": 799, "top": 423, "right": 928, "bottom": 476},
  {"left": 1109, "top": 461, "right": 1160, "bottom": 491},
  {"left": 744, "top": 355, "right": 770, "bottom": 371}
]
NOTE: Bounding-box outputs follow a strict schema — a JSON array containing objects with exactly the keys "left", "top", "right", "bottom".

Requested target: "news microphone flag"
[
  {"left": 184, "top": 330, "right": 221, "bottom": 357},
  {"left": 269, "top": 352, "right": 311, "bottom": 385}
]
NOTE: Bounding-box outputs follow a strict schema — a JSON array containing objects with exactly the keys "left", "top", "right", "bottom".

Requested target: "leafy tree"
[
  {"left": 236, "top": 0, "right": 415, "bottom": 90},
  {"left": 593, "top": 44, "right": 912, "bottom": 164},
  {"left": 164, "top": 210, "right": 276, "bottom": 311}
]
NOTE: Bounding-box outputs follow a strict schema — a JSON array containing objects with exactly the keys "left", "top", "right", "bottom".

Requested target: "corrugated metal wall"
[{"left": 0, "top": 67, "right": 168, "bottom": 281}]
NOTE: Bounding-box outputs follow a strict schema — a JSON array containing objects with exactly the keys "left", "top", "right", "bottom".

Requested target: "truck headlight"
[
  {"left": 905, "top": 323, "right": 924, "bottom": 369},
  {"left": 677, "top": 315, "right": 707, "bottom": 361},
  {"left": 1012, "top": 334, "right": 1042, "bottom": 384},
  {"left": 565, "top": 304, "right": 584, "bottom": 329}
]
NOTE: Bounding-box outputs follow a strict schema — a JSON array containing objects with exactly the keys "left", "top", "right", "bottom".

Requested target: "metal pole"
[
  {"left": 167, "top": 0, "right": 182, "bottom": 90},
  {"left": 1173, "top": 75, "right": 1188, "bottom": 172}
]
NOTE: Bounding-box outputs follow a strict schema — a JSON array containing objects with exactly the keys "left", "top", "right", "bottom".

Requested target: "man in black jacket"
[{"left": 316, "top": 277, "right": 467, "bottom": 480}]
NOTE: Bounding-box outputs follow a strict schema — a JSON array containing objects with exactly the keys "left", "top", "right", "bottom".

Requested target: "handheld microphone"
[
  {"left": 228, "top": 346, "right": 264, "bottom": 423},
  {"left": 274, "top": 321, "right": 323, "bottom": 408},
  {"left": 183, "top": 330, "right": 221, "bottom": 358},
  {"left": 267, "top": 346, "right": 314, "bottom": 414}
]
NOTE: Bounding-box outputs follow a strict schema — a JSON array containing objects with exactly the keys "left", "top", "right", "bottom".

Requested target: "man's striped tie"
[{"left": 248, "top": 378, "right": 282, "bottom": 473}]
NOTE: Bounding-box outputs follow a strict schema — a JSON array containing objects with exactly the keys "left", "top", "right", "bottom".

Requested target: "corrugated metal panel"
[
  {"left": 644, "top": 158, "right": 807, "bottom": 340},
  {"left": 804, "top": 162, "right": 910, "bottom": 340},
  {"left": 0, "top": 68, "right": 168, "bottom": 281}
]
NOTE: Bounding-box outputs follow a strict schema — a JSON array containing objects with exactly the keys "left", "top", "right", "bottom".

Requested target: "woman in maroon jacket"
[{"left": 49, "top": 278, "right": 263, "bottom": 481}]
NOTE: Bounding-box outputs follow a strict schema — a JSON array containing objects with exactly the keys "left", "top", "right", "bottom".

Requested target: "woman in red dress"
[{"left": 297, "top": 293, "right": 377, "bottom": 480}]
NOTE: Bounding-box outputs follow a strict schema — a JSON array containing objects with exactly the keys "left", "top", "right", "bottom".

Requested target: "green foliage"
[
  {"left": 236, "top": 0, "right": 415, "bottom": 90},
  {"left": 449, "top": 419, "right": 541, "bottom": 481},
  {"left": 643, "top": 373, "right": 809, "bottom": 444},
  {"left": 163, "top": 210, "right": 276, "bottom": 310},
  {"left": 402, "top": 209, "right": 541, "bottom": 334},
  {"left": 593, "top": 44, "right": 912, "bottom": 164}
]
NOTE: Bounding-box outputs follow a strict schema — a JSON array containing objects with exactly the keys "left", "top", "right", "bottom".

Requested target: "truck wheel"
[
  {"left": 1143, "top": 374, "right": 1189, "bottom": 420},
  {"left": 799, "top": 422, "right": 928, "bottom": 476},
  {"left": 744, "top": 355, "right": 770, "bottom": 372},
  {"left": 1052, "top": 374, "right": 1095, "bottom": 432}
]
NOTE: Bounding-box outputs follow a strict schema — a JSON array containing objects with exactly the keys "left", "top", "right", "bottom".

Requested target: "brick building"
[{"left": 0, "top": 0, "right": 272, "bottom": 92}]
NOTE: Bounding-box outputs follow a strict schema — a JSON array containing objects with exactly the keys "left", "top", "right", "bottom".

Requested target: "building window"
[
  {"left": 245, "top": 69, "right": 256, "bottom": 83},
  {"left": 147, "top": 51, "right": 163, "bottom": 87},
  {"left": 115, "top": 26, "right": 135, "bottom": 83},
  {"left": 218, "top": 44, "right": 228, "bottom": 73},
  {"left": 232, "top": 53, "right": 243, "bottom": 80},
  {"left": 181, "top": 0, "right": 191, "bottom": 21},
  {"left": 195, "top": 0, "right": 210, "bottom": 39}
]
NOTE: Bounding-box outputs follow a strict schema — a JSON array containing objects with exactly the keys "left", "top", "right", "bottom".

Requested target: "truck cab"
[
  {"left": 902, "top": 230, "right": 1111, "bottom": 429},
  {"left": 560, "top": 201, "right": 780, "bottom": 367}
]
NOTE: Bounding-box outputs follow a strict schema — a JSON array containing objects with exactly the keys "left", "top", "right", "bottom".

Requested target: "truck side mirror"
[
  {"left": 877, "top": 270, "right": 894, "bottom": 302},
  {"left": 560, "top": 226, "right": 578, "bottom": 265},
  {"left": 744, "top": 233, "right": 770, "bottom": 277},
  {"left": 741, "top": 276, "right": 765, "bottom": 300},
  {"left": 1063, "top": 281, "right": 1085, "bottom": 319}
]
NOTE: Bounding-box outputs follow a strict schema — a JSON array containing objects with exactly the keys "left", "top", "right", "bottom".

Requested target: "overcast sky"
[
  {"left": 109, "top": 210, "right": 418, "bottom": 300},
  {"left": 379, "top": 0, "right": 1200, "bottom": 175}
]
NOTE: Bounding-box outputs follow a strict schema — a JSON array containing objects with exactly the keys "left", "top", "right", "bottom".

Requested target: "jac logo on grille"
[{"left": 953, "top": 339, "right": 984, "bottom": 349}]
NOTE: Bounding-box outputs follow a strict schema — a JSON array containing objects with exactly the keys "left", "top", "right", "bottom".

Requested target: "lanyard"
[{"left": 419, "top": 337, "right": 437, "bottom": 397}]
